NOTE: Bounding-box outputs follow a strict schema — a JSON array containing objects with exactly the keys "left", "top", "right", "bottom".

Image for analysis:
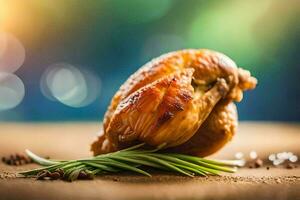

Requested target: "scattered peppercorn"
[
  {"left": 247, "top": 158, "right": 264, "bottom": 168},
  {"left": 286, "top": 163, "right": 296, "bottom": 169},
  {"left": 36, "top": 170, "right": 63, "bottom": 180},
  {"left": 55, "top": 168, "right": 64, "bottom": 177},
  {"left": 1, "top": 153, "right": 34, "bottom": 166},
  {"left": 78, "top": 171, "right": 88, "bottom": 179},
  {"left": 78, "top": 170, "right": 94, "bottom": 180},
  {"left": 34, "top": 168, "right": 94, "bottom": 181},
  {"left": 36, "top": 170, "right": 50, "bottom": 180},
  {"left": 254, "top": 159, "right": 264, "bottom": 168},
  {"left": 50, "top": 172, "right": 61, "bottom": 180}
]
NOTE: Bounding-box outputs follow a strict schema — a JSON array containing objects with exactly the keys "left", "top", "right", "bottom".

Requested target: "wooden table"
[{"left": 0, "top": 122, "right": 299, "bottom": 200}]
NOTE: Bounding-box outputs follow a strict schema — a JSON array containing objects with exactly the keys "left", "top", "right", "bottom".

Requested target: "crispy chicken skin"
[
  {"left": 91, "top": 49, "right": 257, "bottom": 156},
  {"left": 167, "top": 100, "right": 238, "bottom": 156}
]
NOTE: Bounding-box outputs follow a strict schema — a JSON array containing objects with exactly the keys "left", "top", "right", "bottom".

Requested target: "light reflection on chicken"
[{"left": 91, "top": 49, "right": 257, "bottom": 157}]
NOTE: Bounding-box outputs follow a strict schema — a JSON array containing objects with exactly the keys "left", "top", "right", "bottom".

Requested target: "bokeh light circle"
[
  {"left": 40, "top": 63, "right": 101, "bottom": 108},
  {"left": 0, "top": 34, "right": 7, "bottom": 58},
  {"left": 0, "top": 73, "right": 25, "bottom": 111},
  {"left": 40, "top": 66, "right": 58, "bottom": 102},
  {"left": 0, "top": 32, "right": 26, "bottom": 73},
  {"left": 76, "top": 69, "right": 101, "bottom": 107}
]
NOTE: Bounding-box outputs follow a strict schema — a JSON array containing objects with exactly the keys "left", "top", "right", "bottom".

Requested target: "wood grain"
[{"left": 0, "top": 122, "right": 299, "bottom": 200}]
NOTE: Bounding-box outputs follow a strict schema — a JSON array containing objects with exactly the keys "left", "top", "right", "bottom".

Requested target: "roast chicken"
[{"left": 91, "top": 49, "right": 257, "bottom": 157}]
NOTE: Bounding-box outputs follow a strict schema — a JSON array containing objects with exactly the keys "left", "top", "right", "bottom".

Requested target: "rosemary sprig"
[{"left": 19, "top": 144, "right": 239, "bottom": 181}]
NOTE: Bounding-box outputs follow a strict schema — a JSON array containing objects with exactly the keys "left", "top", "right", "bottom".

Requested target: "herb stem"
[{"left": 19, "top": 144, "right": 240, "bottom": 181}]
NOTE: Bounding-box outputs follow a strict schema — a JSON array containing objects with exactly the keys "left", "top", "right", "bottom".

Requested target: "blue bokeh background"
[{"left": 0, "top": 0, "right": 299, "bottom": 121}]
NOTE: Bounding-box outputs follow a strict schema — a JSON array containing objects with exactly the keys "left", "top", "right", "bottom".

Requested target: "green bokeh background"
[{"left": 0, "top": 0, "right": 299, "bottom": 121}]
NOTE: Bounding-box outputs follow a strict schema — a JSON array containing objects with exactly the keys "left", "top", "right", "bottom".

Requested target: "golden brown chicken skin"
[
  {"left": 166, "top": 100, "right": 238, "bottom": 157},
  {"left": 91, "top": 49, "right": 257, "bottom": 157}
]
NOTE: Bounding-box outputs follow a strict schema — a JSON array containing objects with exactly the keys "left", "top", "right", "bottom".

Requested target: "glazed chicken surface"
[{"left": 91, "top": 49, "right": 257, "bottom": 157}]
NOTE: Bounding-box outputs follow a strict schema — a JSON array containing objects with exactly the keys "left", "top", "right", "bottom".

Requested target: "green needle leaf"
[
  {"left": 109, "top": 155, "right": 168, "bottom": 170},
  {"left": 98, "top": 158, "right": 151, "bottom": 177},
  {"left": 84, "top": 161, "right": 120, "bottom": 172},
  {"left": 132, "top": 154, "right": 194, "bottom": 177},
  {"left": 19, "top": 143, "right": 239, "bottom": 181}
]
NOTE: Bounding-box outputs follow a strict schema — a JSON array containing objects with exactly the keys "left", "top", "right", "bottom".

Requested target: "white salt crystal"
[
  {"left": 249, "top": 151, "right": 258, "bottom": 159},
  {"left": 268, "top": 154, "right": 276, "bottom": 161},
  {"left": 273, "top": 159, "right": 284, "bottom": 166},
  {"left": 235, "top": 152, "right": 244, "bottom": 159},
  {"left": 289, "top": 155, "right": 298, "bottom": 163}
]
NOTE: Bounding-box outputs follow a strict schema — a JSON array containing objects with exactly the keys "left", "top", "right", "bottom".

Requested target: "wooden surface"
[{"left": 0, "top": 122, "right": 300, "bottom": 200}]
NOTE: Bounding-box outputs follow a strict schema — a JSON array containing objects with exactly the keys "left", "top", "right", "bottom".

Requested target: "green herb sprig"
[{"left": 19, "top": 144, "right": 242, "bottom": 181}]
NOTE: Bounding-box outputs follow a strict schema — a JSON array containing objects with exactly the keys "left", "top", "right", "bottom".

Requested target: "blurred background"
[{"left": 0, "top": 0, "right": 299, "bottom": 122}]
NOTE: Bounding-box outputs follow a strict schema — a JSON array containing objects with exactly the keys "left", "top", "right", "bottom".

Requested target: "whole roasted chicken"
[{"left": 91, "top": 49, "right": 257, "bottom": 157}]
